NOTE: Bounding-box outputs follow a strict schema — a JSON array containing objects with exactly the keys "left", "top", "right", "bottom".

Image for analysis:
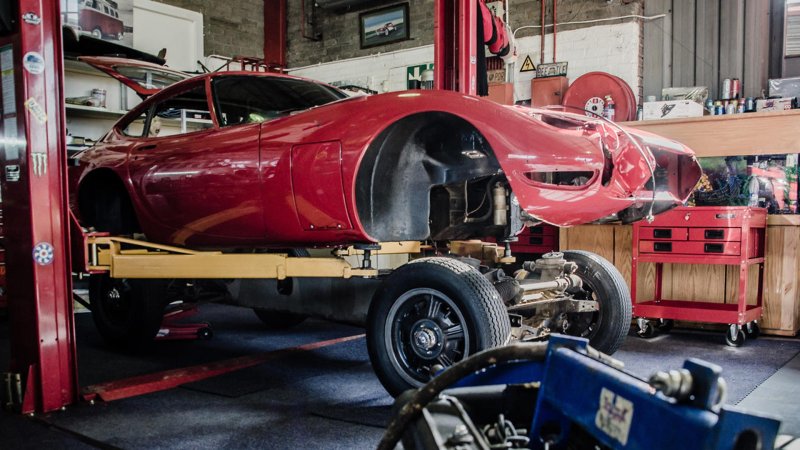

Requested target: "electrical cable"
[{"left": 377, "top": 342, "right": 548, "bottom": 450}]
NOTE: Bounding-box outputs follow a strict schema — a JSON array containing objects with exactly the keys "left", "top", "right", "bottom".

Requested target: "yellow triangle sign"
[{"left": 520, "top": 55, "right": 535, "bottom": 72}]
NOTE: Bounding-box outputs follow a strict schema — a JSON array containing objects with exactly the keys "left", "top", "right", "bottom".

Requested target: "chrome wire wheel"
[{"left": 385, "top": 288, "right": 470, "bottom": 387}]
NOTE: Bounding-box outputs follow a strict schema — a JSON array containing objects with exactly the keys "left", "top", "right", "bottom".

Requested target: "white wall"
[
  {"left": 512, "top": 21, "right": 641, "bottom": 103},
  {"left": 289, "top": 45, "right": 434, "bottom": 93},
  {"left": 288, "top": 21, "right": 641, "bottom": 103},
  {"left": 133, "top": 0, "right": 204, "bottom": 72}
]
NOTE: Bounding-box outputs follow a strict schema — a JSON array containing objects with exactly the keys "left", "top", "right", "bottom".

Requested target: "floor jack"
[
  {"left": 381, "top": 335, "right": 781, "bottom": 450},
  {"left": 155, "top": 303, "right": 213, "bottom": 341}
]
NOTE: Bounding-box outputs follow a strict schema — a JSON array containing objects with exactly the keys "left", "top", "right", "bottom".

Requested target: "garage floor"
[{"left": 1, "top": 303, "right": 799, "bottom": 449}]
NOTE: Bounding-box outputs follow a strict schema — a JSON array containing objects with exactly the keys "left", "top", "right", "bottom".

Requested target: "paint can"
[{"left": 91, "top": 88, "right": 107, "bottom": 108}]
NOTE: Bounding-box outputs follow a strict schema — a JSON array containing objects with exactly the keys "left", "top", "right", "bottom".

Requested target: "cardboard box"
[
  {"left": 643, "top": 100, "right": 704, "bottom": 120},
  {"left": 756, "top": 98, "right": 794, "bottom": 112}
]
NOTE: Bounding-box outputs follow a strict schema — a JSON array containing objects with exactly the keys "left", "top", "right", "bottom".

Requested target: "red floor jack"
[{"left": 156, "top": 303, "right": 213, "bottom": 341}]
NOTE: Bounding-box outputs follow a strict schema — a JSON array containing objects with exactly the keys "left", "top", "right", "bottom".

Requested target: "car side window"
[
  {"left": 120, "top": 109, "right": 149, "bottom": 137},
  {"left": 212, "top": 75, "right": 345, "bottom": 127},
  {"left": 149, "top": 83, "right": 214, "bottom": 137}
]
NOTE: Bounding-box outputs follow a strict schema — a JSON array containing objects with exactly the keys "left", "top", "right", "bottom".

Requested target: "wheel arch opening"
[
  {"left": 77, "top": 168, "right": 140, "bottom": 234},
  {"left": 355, "top": 112, "right": 502, "bottom": 242}
]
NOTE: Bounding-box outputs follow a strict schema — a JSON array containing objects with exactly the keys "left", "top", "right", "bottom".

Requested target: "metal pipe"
[
  {"left": 540, "top": 0, "right": 545, "bottom": 64},
  {"left": 552, "top": 0, "right": 557, "bottom": 62},
  {"left": 517, "top": 274, "right": 583, "bottom": 294}
]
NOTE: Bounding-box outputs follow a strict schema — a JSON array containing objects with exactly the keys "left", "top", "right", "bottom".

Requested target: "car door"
[{"left": 126, "top": 79, "right": 264, "bottom": 246}]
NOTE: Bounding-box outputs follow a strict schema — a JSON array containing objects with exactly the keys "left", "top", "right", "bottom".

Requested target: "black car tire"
[
  {"left": 367, "top": 257, "right": 510, "bottom": 397},
  {"left": 561, "top": 250, "right": 632, "bottom": 355},
  {"left": 89, "top": 275, "right": 169, "bottom": 350},
  {"left": 252, "top": 248, "right": 310, "bottom": 329}
]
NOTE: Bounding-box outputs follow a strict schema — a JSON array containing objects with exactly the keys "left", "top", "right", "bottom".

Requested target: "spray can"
[
  {"left": 737, "top": 100, "right": 745, "bottom": 114},
  {"left": 714, "top": 101, "right": 723, "bottom": 115},
  {"left": 725, "top": 100, "right": 736, "bottom": 115},
  {"left": 731, "top": 78, "right": 741, "bottom": 99},
  {"left": 603, "top": 95, "right": 616, "bottom": 121},
  {"left": 722, "top": 78, "right": 732, "bottom": 100}
]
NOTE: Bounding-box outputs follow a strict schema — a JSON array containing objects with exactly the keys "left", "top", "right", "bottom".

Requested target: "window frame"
[
  {"left": 114, "top": 78, "right": 218, "bottom": 141},
  {"left": 209, "top": 74, "right": 346, "bottom": 128}
]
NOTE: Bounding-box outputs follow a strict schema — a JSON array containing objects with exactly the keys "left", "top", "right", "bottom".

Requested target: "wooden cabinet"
[{"left": 531, "top": 76, "right": 568, "bottom": 107}]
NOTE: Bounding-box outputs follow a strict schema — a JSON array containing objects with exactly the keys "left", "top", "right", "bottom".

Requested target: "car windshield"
[
  {"left": 113, "top": 65, "right": 190, "bottom": 90},
  {"left": 212, "top": 75, "right": 347, "bottom": 126}
]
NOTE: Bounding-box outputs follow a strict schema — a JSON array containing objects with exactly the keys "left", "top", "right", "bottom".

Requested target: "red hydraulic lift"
[
  {"left": 0, "top": 0, "right": 77, "bottom": 413},
  {"left": 0, "top": 0, "right": 489, "bottom": 415}
]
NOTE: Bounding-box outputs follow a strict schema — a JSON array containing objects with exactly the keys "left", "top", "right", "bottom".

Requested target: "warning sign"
[{"left": 519, "top": 55, "right": 535, "bottom": 73}]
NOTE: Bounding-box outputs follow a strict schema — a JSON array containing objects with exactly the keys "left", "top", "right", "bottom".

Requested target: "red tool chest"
[
  {"left": 511, "top": 224, "right": 559, "bottom": 254},
  {"left": 631, "top": 206, "right": 767, "bottom": 346}
]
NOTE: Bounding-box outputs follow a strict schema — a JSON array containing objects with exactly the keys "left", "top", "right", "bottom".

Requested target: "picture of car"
[
  {"left": 376, "top": 22, "right": 397, "bottom": 36},
  {"left": 70, "top": 56, "right": 702, "bottom": 394}
]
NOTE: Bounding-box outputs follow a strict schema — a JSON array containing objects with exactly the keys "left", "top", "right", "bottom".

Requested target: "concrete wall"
[{"left": 152, "top": 0, "right": 265, "bottom": 58}]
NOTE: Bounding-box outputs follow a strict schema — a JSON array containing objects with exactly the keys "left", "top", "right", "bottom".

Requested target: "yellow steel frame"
[
  {"left": 87, "top": 236, "right": 379, "bottom": 279},
  {"left": 85, "top": 235, "right": 513, "bottom": 280}
]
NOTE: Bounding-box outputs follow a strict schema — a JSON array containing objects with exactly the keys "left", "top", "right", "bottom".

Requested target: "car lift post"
[
  {"left": 0, "top": 1, "right": 78, "bottom": 414},
  {"left": 434, "top": 0, "right": 478, "bottom": 95}
]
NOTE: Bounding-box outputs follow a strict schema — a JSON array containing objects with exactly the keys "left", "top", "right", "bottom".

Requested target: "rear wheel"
[
  {"left": 367, "top": 257, "right": 510, "bottom": 396},
  {"left": 561, "top": 250, "right": 632, "bottom": 354},
  {"left": 90, "top": 275, "right": 169, "bottom": 350}
]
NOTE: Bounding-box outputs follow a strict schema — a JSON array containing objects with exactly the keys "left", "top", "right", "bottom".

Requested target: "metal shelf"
[{"left": 65, "top": 103, "right": 127, "bottom": 120}]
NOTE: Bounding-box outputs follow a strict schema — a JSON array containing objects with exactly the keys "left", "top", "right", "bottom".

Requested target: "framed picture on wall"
[{"left": 359, "top": 3, "right": 410, "bottom": 49}]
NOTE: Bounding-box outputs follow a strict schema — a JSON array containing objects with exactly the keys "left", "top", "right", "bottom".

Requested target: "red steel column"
[
  {"left": 434, "top": 0, "right": 477, "bottom": 95},
  {"left": 263, "top": 0, "right": 286, "bottom": 69},
  {"left": 1, "top": 0, "right": 77, "bottom": 413}
]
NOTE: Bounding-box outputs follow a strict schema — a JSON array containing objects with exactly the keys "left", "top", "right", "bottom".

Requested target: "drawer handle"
[
  {"left": 715, "top": 213, "right": 735, "bottom": 219},
  {"left": 653, "top": 229, "right": 672, "bottom": 239},
  {"left": 529, "top": 237, "right": 544, "bottom": 245},
  {"left": 704, "top": 243, "right": 724, "bottom": 253},
  {"left": 704, "top": 230, "right": 725, "bottom": 239},
  {"left": 654, "top": 242, "right": 672, "bottom": 252}
]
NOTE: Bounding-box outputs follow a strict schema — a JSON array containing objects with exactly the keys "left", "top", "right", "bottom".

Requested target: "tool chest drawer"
[
  {"left": 507, "top": 224, "right": 559, "bottom": 255},
  {"left": 687, "top": 228, "right": 740, "bottom": 241},
  {"left": 639, "top": 240, "right": 741, "bottom": 256},
  {"left": 639, "top": 227, "right": 688, "bottom": 241}
]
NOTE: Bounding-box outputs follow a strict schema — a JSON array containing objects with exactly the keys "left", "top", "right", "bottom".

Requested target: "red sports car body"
[{"left": 71, "top": 57, "right": 701, "bottom": 248}]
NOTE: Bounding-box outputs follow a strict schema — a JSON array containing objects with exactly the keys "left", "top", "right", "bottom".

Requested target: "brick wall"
[
  {"left": 288, "top": 0, "right": 643, "bottom": 67},
  {"left": 152, "top": 0, "right": 265, "bottom": 58},
  {"left": 291, "top": 21, "right": 642, "bottom": 101}
]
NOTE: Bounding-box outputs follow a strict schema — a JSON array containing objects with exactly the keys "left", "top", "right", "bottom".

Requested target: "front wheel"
[
  {"left": 561, "top": 250, "right": 632, "bottom": 355},
  {"left": 367, "top": 257, "right": 510, "bottom": 396}
]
